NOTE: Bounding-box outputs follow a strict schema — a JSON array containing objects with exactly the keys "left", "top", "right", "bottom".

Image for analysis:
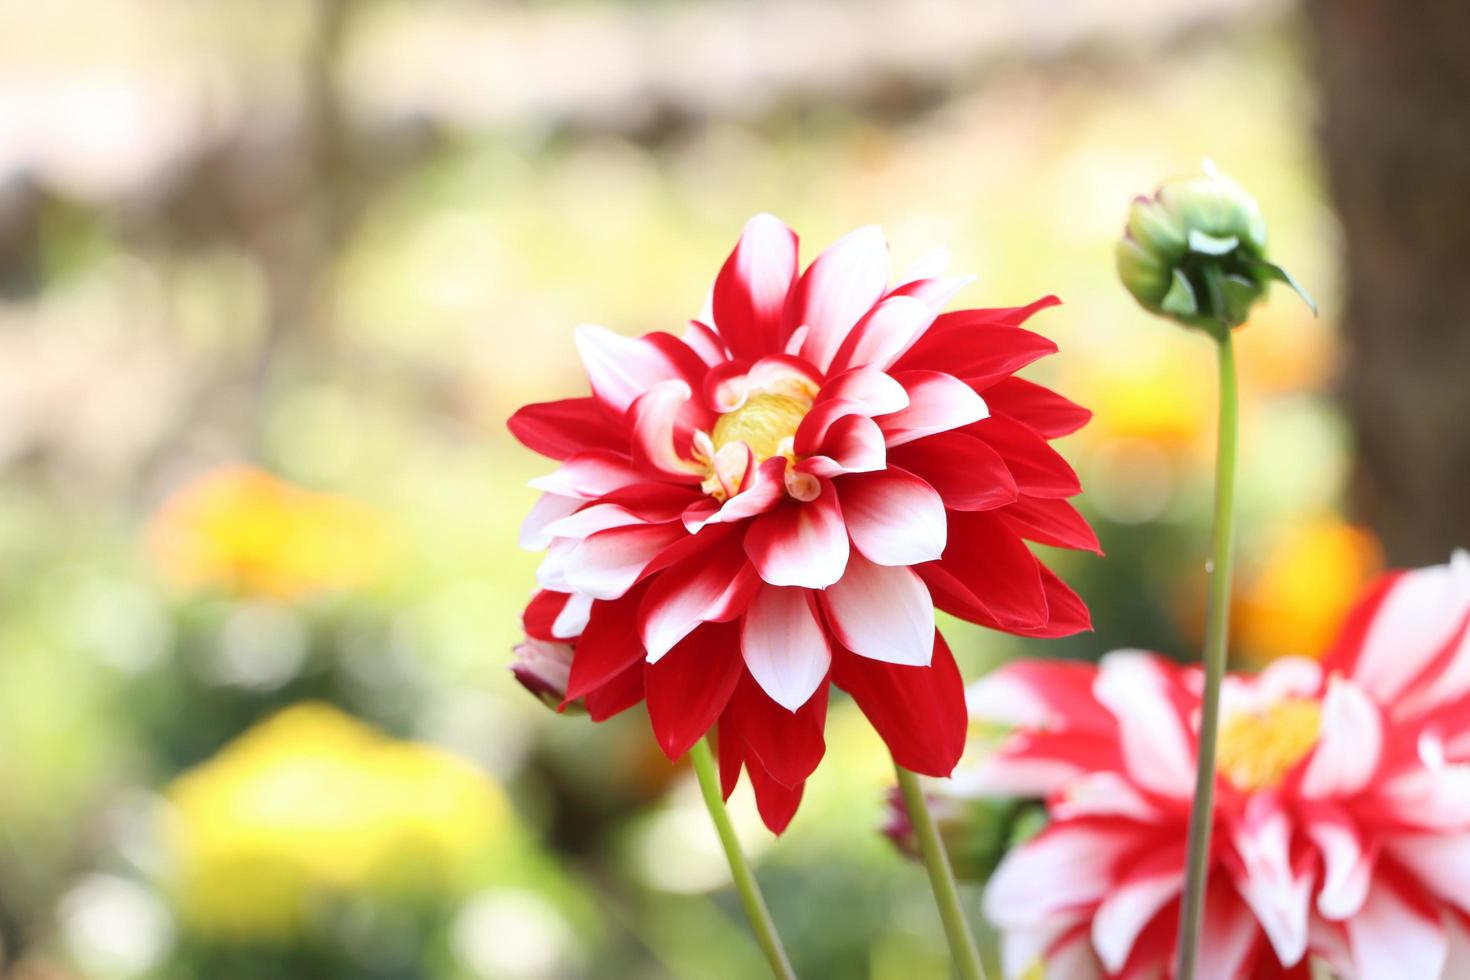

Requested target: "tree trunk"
[{"left": 1308, "top": 0, "right": 1470, "bottom": 565}]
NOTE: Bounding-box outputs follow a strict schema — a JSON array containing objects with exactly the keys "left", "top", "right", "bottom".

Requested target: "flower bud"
[
  {"left": 1117, "top": 160, "right": 1314, "bottom": 333},
  {"left": 510, "top": 637, "right": 584, "bottom": 714},
  {"left": 881, "top": 788, "right": 1047, "bottom": 882}
]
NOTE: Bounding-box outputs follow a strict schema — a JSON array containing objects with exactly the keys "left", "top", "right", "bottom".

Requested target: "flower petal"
[
  {"left": 713, "top": 213, "right": 799, "bottom": 360},
  {"left": 1299, "top": 676, "right": 1382, "bottom": 799},
  {"left": 727, "top": 671, "right": 829, "bottom": 786},
  {"left": 790, "top": 225, "right": 891, "bottom": 372},
  {"left": 831, "top": 629, "right": 964, "bottom": 775},
  {"left": 574, "top": 324, "right": 707, "bottom": 416},
  {"left": 508, "top": 396, "right": 626, "bottom": 459},
  {"left": 1092, "top": 652, "right": 1196, "bottom": 800},
  {"left": 880, "top": 371, "right": 990, "bottom": 446},
  {"left": 839, "top": 467, "right": 946, "bottom": 566},
  {"left": 744, "top": 487, "right": 849, "bottom": 589},
  {"left": 821, "top": 552, "right": 934, "bottom": 666},
  {"left": 827, "top": 294, "right": 936, "bottom": 374},
  {"left": 740, "top": 585, "right": 832, "bottom": 711},
  {"left": 1344, "top": 880, "right": 1447, "bottom": 980},
  {"left": 887, "top": 431, "right": 1019, "bottom": 511},
  {"left": 639, "top": 535, "right": 759, "bottom": 662},
  {"left": 983, "top": 377, "right": 1092, "bottom": 438},
  {"left": 628, "top": 380, "right": 704, "bottom": 481},
  {"left": 564, "top": 522, "right": 688, "bottom": 600},
  {"left": 644, "top": 621, "right": 743, "bottom": 759},
  {"left": 1092, "top": 842, "right": 1187, "bottom": 973}
]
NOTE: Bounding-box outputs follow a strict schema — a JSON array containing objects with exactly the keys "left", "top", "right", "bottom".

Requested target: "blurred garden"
[{"left": 1, "top": 0, "right": 1463, "bottom": 977}]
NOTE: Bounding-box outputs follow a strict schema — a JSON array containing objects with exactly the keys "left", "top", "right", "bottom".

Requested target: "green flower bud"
[{"left": 1117, "top": 161, "right": 1314, "bottom": 334}]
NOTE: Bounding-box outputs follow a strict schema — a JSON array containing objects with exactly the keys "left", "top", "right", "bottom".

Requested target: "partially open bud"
[
  {"left": 881, "top": 788, "right": 1047, "bottom": 882},
  {"left": 510, "top": 637, "right": 584, "bottom": 714},
  {"left": 1117, "top": 160, "right": 1314, "bottom": 333}
]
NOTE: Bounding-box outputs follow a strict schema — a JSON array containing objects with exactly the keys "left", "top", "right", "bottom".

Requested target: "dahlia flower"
[
  {"left": 965, "top": 554, "right": 1470, "bottom": 978},
  {"left": 510, "top": 214, "right": 1095, "bottom": 832}
]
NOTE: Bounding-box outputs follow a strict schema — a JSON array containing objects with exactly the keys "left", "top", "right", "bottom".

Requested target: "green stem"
[
  {"left": 688, "top": 737, "right": 797, "bottom": 980},
  {"left": 1173, "top": 329, "right": 1240, "bottom": 979},
  {"left": 894, "top": 762, "right": 987, "bottom": 980}
]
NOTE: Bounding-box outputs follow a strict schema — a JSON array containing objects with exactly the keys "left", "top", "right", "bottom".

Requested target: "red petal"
[
  {"left": 967, "top": 416, "right": 1081, "bottom": 498},
  {"left": 717, "top": 716, "right": 745, "bottom": 799},
  {"left": 644, "top": 621, "right": 743, "bottom": 759},
  {"left": 727, "top": 671, "right": 829, "bottom": 788},
  {"left": 1005, "top": 564, "right": 1092, "bottom": 638},
  {"left": 508, "top": 397, "right": 626, "bottom": 460},
  {"left": 982, "top": 377, "right": 1092, "bottom": 436},
  {"left": 746, "top": 754, "right": 806, "bottom": 834},
  {"left": 894, "top": 323, "right": 1057, "bottom": 387},
  {"left": 713, "top": 214, "right": 799, "bottom": 360},
  {"left": 565, "top": 585, "right": 648, "bottom": 700},
  {"left": 936, "top": 511, "right": 1049, "bottom": 631},
  {"left": 523, "top": 589, "right": 570, "bottom": 641},
  {"left": 832, "top": 629, "right": 966, "bottom": 776},
  {"left": 996, "top": 495, "right": 1101, "bottom": 554},
  {"left": 887, "top": 431, "right": 1019, "bottom": 511},
  {"left": 584, "top": 660, "right": 645, "bottom": 721}
]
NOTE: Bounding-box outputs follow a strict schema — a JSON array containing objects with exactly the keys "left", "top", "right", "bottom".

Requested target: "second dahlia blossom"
[
  {"left": 967, "top": 554, "right": 1470, "bottom": 978},
  {"left": 510, "top": 215, "right": 1096, "bottom": 832}
]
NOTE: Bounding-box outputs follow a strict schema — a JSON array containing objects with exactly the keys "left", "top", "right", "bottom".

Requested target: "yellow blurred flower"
[
  {"left": 165, "top": 702, "right": 508, "bottom": 940},
  {"left": 1234, "top": 518, "right": 1382, "bottom": 664},
  {"left": 1070, "top": 350, "right": 1213, "bottom": 452},
  {"left": 149, "top": 466, "right": 387, "bottom": 600}
]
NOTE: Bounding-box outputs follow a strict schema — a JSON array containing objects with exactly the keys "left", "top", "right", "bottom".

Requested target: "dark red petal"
[
  {"left": 996, "top": 495, "right": 1102, "bottom": 554},
  {"left": 888, "top": 431, "right": 1019, "bottom": 511},
  {"left": 508, "top": 397, "right": 627, "bottom": 461},
  {"left": 727, "top": 672, "right": 829, "bottom": 788},
  {"left": 523, "top": 590, "right": 571, "bottom": 641},
  {"left": 644, "top": 621, "right": 743, "bottom": 760},
  {"left": 938, "top": 511, "right": 1049, "bottom": 630},
  {"left": 584, "top": 660, "right": 646, "bottom": 721},
  {"left": 967, "top": 416, "right": 1081, "bottom": 498},
  {"left": 982, "top": 377, "right": 1093, "bottom": 436},
  {"left": 745, "top": 755, "right": 806, "bottom": 834},
  {"left": 717, "top": 715, "right": 745, "bottom": 799},
  {"left": 832, "top": 629, "right": 966, "bottom": 777},
  {"left": 565, "top": 584, "right": 649, "bottom": 700}
]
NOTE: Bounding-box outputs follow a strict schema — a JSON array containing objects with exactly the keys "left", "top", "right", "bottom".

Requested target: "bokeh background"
[{"left": 2, "top": 0, "right": 1463, "bottom": 976}]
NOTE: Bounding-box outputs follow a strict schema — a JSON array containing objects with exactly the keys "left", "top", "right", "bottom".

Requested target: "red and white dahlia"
[
  {"left": 966, "top": 553, "right": 1470, "bottom": 979},
  {"left": 509, "top": 215, "right": 1096, "bottom": 832}
]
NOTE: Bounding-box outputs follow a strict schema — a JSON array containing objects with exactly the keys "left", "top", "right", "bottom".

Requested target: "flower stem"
[
  {"left": 688, "top": 737, "right": 797, "bottom": 980},
  {"left": 1174, "top": 329, "right": 1240, "bottom": 979},
  {"left": 894, "top": 762, "right": 987, "bottom": 980}
]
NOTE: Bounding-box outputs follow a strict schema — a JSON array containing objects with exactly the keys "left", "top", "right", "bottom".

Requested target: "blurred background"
[{"left": 1, "top": 0, "right": 1464, "bottom": 976}]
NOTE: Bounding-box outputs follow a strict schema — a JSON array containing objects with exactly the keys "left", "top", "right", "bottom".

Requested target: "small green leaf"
[
  {"left": 1161, "top": 268, "right": 1198, "bottom": 318},
  {"left": 1187, "top": 229, "right": 1239, "bottom": 256},
  {"left": 1256, "top": 261, "right": 1318, "bottom": 316}
]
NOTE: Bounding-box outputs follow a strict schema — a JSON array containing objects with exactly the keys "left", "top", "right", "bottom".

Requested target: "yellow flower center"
[
  {"left": 711, "top": 392, "right": 811, "bottom": 463},
  {"left": 1216, "top": 697, "right": 1322, "bottom": 792}
]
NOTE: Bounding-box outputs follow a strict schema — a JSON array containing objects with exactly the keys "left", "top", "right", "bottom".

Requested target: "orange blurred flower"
[
  {"left": 1234, "top": 517, "right": 1382, "bottom": 663},
  {"left": 149, "top": 466, "right": 387, "bottom": 600}
]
